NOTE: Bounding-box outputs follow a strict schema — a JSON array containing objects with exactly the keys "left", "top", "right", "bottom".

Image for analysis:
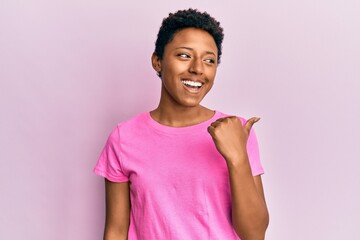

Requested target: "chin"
[{"left": 180, "top": 99, "right": 204, "bottom": 108}]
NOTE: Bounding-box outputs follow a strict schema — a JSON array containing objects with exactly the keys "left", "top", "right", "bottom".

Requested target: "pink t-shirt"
[{"left": 94, "top": 111, "right": 264, "bottom": 240}]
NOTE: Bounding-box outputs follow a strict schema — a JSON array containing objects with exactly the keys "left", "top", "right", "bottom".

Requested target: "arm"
[
  {"left": 227, "top": 158, "right": 269, "bottom": 240},
  {"left": 104, "top": 179, "right": 131, "bottom": 240},
  {"left": 208, "top": 117, "right": 269, "bottom": 240}
]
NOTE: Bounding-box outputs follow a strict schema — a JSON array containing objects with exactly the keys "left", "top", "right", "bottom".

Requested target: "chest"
[{"left": 120, "top": 132, "right": 230, "bottom": 196}]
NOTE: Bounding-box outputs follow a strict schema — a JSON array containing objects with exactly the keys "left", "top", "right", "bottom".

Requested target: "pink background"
[{"left": 1, "top": 1, "right": 359, "bottom": 239}]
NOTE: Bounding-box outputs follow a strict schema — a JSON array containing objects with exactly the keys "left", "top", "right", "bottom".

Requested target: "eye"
[
  {"left": 204, "top": 58, "right": 216, "bottom": 64},
  {"left": 177, "top": 53, "right": 190, "bottom": 58}
]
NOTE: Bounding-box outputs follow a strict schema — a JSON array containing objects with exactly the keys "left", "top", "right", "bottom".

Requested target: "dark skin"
[
  {"left": 208, "top": 116, "right": 269, "bottom": 239},
  {"left": 104, "top": 180, "right": 130, "bottom": 240},
  {"left": 103, "top": 27, "right": 269, "bottom": 240}
]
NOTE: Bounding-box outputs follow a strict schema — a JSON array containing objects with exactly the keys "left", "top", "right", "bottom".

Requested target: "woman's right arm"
[{"left": 104, "top": 179, "right": 131, "bottom": 240}]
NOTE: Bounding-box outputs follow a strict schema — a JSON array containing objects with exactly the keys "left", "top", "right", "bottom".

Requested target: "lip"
[
  {"left": 181, "top": 79, "right": 204, "bottom": 94},
  {"left": 181, "top": 78, "right": 205, "bottom": 85}
]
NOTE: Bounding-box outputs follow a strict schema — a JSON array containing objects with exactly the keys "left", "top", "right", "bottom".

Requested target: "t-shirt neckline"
[{"left": 145, "top": 110, "right": 220, "bottom": 135}]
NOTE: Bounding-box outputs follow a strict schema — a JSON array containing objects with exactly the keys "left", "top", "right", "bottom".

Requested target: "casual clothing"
[{"left": 94, "top": 111, "right": 264, "bottom": 240}]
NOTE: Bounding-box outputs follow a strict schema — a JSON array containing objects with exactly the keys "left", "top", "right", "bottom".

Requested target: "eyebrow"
[{"left": 175, "top": 47, "right": 216, "bottom": 56}]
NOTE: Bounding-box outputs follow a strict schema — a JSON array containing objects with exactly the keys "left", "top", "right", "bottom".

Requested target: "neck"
[{"left": 150, "top": 104, "right": 214, "bottom": 128}]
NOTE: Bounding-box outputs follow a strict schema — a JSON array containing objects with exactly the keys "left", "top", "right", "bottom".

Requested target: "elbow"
[
  {"left": 104, "top": 226, "right": 129, "bottom": 240},
  {"left": 258, "top": 208, "right": 270, "bottom": 234},
  {"left": 234, "top": 210, "right": 270, "bottom": 240}
]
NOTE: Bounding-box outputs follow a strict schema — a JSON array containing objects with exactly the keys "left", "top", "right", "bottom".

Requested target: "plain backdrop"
[{"left": 1, "top": 1, "right": 359, "bottom": 239}]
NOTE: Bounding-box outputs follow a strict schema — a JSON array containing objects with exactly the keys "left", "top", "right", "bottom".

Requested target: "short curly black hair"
[{"left": 155, "top": 8, "right": 224, "bottom": 63}]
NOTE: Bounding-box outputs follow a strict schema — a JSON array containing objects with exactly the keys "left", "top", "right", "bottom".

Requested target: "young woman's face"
[{"left": 152, "top": 27, "right": 218, "bottom": 108}]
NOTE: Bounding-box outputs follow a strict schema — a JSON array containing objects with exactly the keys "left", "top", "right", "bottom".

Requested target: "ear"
[{"left": 151, "top": 52, "right": 162, "bottom": 74}]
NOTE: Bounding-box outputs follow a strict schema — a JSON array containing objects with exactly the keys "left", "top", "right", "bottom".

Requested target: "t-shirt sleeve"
[
  {"left": 93, "top": 125, "right": 129, "bottom": 182},
  {"left": 247, "top": 127, "right": 264, "bottom": 176}
]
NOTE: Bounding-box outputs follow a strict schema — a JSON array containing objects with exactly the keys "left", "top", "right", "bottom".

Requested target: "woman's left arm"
[{"left": 208, "top": 116, "right": 269, "bottom": 240}]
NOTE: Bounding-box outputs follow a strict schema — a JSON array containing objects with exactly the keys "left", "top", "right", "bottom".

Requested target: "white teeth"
[{"left": 181, "top": 80, "right": 203, "bottom": 87}]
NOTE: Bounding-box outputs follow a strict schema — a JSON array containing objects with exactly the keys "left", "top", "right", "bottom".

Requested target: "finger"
[
  {"left": 207, "top": 125, "right": 216, "bottom": 136},
  {"left": 214, "top": 117, "right": 226, "bottom": 122},
  {"left": 219, "top": 116, "right": 236, "bottom": 121},
  {"left": 245, "top": 117, "right": 260, "bottom": 133},
  {"left": 210, "top": 120, "right": 222, "bottom": 128}
]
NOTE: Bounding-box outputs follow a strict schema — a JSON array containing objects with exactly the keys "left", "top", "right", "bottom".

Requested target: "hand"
[{"left": 207, "top": 116, "right": 260, "bottom": 162}]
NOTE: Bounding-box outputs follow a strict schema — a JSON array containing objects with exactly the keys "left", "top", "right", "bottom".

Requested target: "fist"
[{"left": 207, "top": 116, "right": 260, "bottom": 161}]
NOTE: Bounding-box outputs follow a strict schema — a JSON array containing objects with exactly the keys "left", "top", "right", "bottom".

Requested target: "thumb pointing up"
[{"left": 245, "top": 117, "right": 261, "bottom": 134}]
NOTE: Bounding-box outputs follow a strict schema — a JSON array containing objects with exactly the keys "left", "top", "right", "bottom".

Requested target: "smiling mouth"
[{"left": 181, "top": 80, "right": 203, "bottom": 89}]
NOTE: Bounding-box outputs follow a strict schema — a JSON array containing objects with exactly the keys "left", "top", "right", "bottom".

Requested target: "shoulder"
[
  {"left": 115, "top": 112, "right": 148, "bottom": 129},
  {"left": 109, "top": 112, "right": 151, "bottom": 139},
  {"left": 104, "top": 112, "right": 149, "bottom": 141}
]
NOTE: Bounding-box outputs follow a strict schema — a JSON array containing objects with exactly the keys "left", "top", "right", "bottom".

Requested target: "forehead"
[{"left": 166, "top": 28, "right": 218, "bottom": 54}]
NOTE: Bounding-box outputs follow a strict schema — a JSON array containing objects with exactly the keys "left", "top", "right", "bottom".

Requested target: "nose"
[{"left": 189, "top": 57, "right": 203, "bottom": 75}]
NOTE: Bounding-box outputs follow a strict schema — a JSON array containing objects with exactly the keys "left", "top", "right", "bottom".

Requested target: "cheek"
[
  {"left": 207, "top": 68, "right": 217, "bottom": 81},
  {"left": 207, "top": 81, "right": 215, "bottom": 92},
  {"left": 203, "top": 77, "right": 215, "bottom": 94},
  {"left": 162, "top": 60, "right": 187, "bottom": 74}
]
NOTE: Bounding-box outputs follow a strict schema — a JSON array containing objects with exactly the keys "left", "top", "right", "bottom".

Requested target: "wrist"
[
  {"left": 225, "top": 152, "right": 249, "bottom": 168},
  {"left": 225, "top": 155, "right": 253, "bottom": 178},
  {"left": 223, "top": 147, "right": 248, "bottom": 164}
]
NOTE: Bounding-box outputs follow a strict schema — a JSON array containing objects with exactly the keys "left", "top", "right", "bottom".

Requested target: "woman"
[{"left": 94, "top": 8, "right": 269, "bottom": 240}]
